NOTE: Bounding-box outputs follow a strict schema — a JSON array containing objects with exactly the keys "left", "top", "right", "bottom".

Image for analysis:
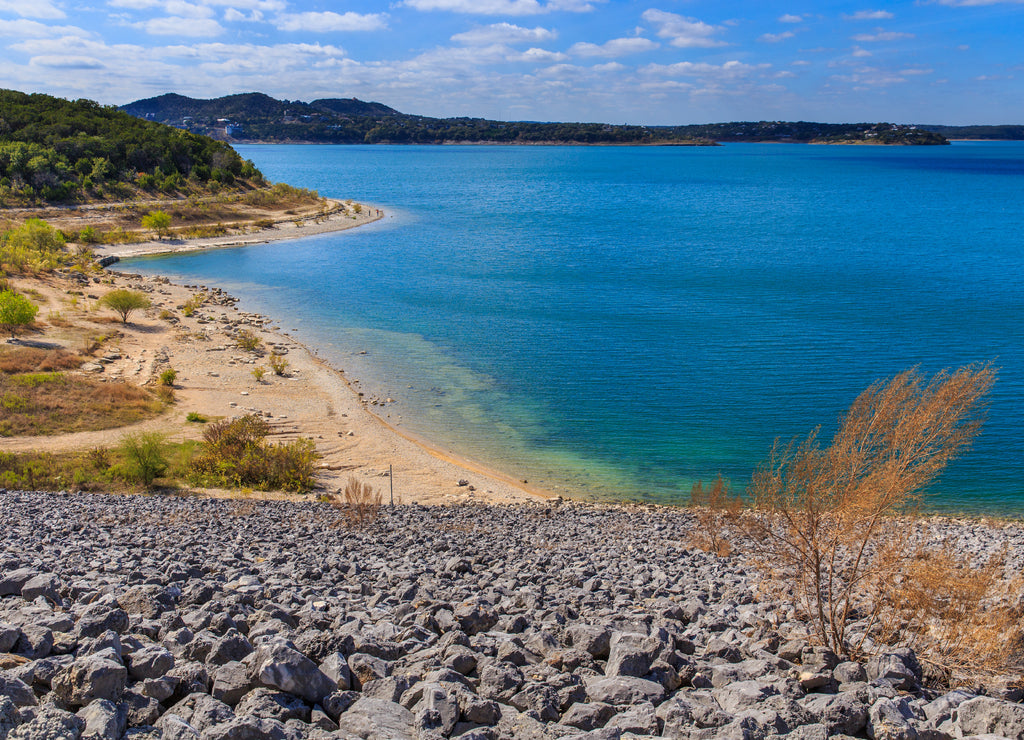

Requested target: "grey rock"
[
  {"left": 253, "top": 639, "right": 337, "bottom": 704},
  {"left": 20, "top": 574, "right": 61, "bottom": 604},
  {"left": 207, "top": 631, "right": 252, "bottom": 667},
  {"left": 800, "top": 691, "right": 870, "bottom": 736},
  {"left": 868, "top": 697, "right": 920, "bottom": 740},
  {"left": 335, "top": 697, "right": 417, "bottom": 740},
  {"left": 123, "top": 690, "right": 162, "bottom": 727},
  {"left": 321, "top": 691, "right": 360, "bottom": 722},
  {"left": 0, "top": 675, "right": 37, "bottom": 708},
  {"left": 0, "top": 623, "right": 21, "bottom": 654},
  {"left": 75, "top": 607, "right": 129, "bottom": 639},
  {"left": 51, "top": 653, "right": 127, "bottom": 709},
  {"left": 76, "top": 698, "right": 127, "bottom": 740},
  {"left": 585, "top": 677, "right": 665, "bottom": 707},
  {"left": 142, "top": 676, "right": 177, "bottom": 703},
  {"left": 212, "top": 661, "right": 257, "bottom": 707},
  {"left": 951, "top": 696, "right": 1024, "bottom": 738},
  {"left": 346, "top": 653, "right": 388, "bottom": 689},
  {"left": 155, "top": 715, "right": 200, "bottom": 740},
  {"left": 559, "top": 701, "right": 617, "bottom": 731},
  {"left": 8, "top": 706, "right": 83, "bottom": 740},
  {"left": 13, "top": 624, "right": 52, "bottom": 660},
  {"left": 605, "top": 632, "right": 662, "bottom": 678},
  {"left": 477, "top": 661, "right": 523, "bottom": 703},
  {"left": 566, "top": 625, "right": 612, "bottom": 659},
  {"left": 604, "top": 702, "right": 659, "bottom": 735},
  {"left": 235, "top": 687, "right": 310, "bottom": 723},
  {"left": 655, "top": 693, "right": 732, "bottom": 738},
  {"left": 319, "top": 652, "right": 352, "bottom": 691},
  {"left": 166, "top": 693, "right": 235, "bottom": 733},
  {"left": 412, "top": 682, "right": 459, "bottom": 736},
  {"left": 1, "top": 695, "right": 22, "bottom": 740},
  {"left": 561, "top": 729, "right": 621, "bottom": 740},
  {"left": 867, "top": 649, "right": 922, "bottom": 691},
  {"left": 126, "top": 644, "right": 175, "bottom": 680},
  {"left": 834, "top": 661, "right": 868, "bottom": 685},
  {"left": 712, "top": 680, "right": 779, "bottom": 714},
  {"left": 0, "top": 569, "right": 38, "bottom": 597},
  {"left": 509, "top": 683, "right": 560, "bottom": 722}
]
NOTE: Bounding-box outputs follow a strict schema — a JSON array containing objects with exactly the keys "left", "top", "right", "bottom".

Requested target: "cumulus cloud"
[
  {"left": 31, "top": 54, "right": 104, "bottom": 68},
  {"left": 164, "top": 1, "right": 214, "bottom": 19},
  {"left": 643, "top": 60, "right": 768, "bottom": 78},
  {"left": 142, "top": 16, "right": 224, "bottom": 35},
  {"left": 932, "top": 0, "right": 1024, "bottom": 5},
  {"left": 0, "top": 0, "right": 65, "bottom": 19},
  {"left": 844, "top": 10, "right": 895, "bottom": 20},
  {"left": 852, "top": 30, "right": 914, "bottom": 41},
  {"left": 779, "top": 13, "right": 803, "bottom": 22},
  {"left": 851, "top": 46, "right": 872, "bottom": 57},
  {"left": 569, "top": 36, "right": 657, "bottom": 57},
  {"left": 402, "top": 0, "right": 600, "bottom": 15},
  {"left": 759, "top": 31, "right": 795, "bottom": 43},
  {"left": 451, "top": 22, "right": 556, "bottom": 45},
  {"left": 276, "top": 11, "right": 388, "bottom": 33},
  {"left": 642, "top": 9, "right": 726, "bottom": 48},
  {"left": 0, "top": 19, "right": 90, "bottom": 38},
  {"left": 507, "top": 46, "right": 566, "bottom": 62}
]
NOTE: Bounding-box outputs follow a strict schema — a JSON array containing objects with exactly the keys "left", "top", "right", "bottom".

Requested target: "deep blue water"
[{"left": 122, "top": 143, "right": 1024, "bottom": 514}]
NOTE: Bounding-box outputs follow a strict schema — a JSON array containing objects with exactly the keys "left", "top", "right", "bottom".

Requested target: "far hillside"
[
  {"left": 0, "top": 89, "right": 265, "bottom": 206},
  {"left": 122, "top": 92, "right": 949, "bottom": 146}
]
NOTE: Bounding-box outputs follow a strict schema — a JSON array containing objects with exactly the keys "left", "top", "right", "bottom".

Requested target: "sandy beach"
[{"left": 4, "top": 202, "right": 553, "bottom": 505}]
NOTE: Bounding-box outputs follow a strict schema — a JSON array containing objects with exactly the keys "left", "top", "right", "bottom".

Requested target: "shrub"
[
  {"left": 269, "top": 352, "right": 288, "bottom": 376},
  {"left": 189, "top": 413, "right": 319, "bottom": 492},
  {"left": 0, "top": 290, "right": 39, "bottom": 337},
  {"left": 236, "top": 329, "right": 260, "bottom": 351},
  {"left": 159, "top": 368, "right": 177, "bottom": 386},
  {"left": 186, "top": 411, "right": 207, "bottom": 423},
  {"left": 120, "top": 432, "right": 167, "bottom": 486},
  {"left": 327, "top": 476, "right": 383, "bottom": 529},
  {"left": 141, "top": 210, "right": 172, "bottom": 238},
  {"left": 725, "top": 364, "right": 996, "bottom": 664},
  {"left": 99, "top": 289, "right": 151, "bottom": 323},
  {"left": 251, "top": 366, "right": 266, "bottom": 382}
]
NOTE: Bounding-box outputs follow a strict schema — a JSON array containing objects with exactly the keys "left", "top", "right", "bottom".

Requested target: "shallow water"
[{"left": 122, "top": 142, "right": 1024, "bottom": 514}]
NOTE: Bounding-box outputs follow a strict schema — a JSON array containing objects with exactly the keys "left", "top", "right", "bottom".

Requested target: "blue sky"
[{"left": 1, "top": 0, "right": 1021, "bottom": 124}]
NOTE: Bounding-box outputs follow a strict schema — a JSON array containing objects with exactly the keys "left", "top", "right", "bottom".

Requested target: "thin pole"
[{"left": 389, "top": 464, "right": 394, "bottom": 507}]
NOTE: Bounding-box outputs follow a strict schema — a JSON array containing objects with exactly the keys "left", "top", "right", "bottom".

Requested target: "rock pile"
[{"left": 1, "top": 490, "right": 1022, "bottom": 739}]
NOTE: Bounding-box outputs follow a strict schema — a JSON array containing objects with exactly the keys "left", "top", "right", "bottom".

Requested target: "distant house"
[{"left": 225, "top": 123, "right": 244, "bottom": 138}]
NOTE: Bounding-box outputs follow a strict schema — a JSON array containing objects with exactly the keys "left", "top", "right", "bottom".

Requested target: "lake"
[{"left": 122, "top": 142, "right": 1024, "bottom": 514}]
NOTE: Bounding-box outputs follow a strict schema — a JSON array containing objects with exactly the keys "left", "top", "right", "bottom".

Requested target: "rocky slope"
[{"left": 1, "top": 490, "right": 1023, "bottom": 739}]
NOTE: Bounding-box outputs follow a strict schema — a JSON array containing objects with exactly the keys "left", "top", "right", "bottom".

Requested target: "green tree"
[
  {"left": 99, "top": 289, "right": 151, "bottom": 324},
  {"left": 141, "top": 210, "right": 172, "bottom": 238},
  {"left": 0, "top": 290, "right": 39, "bottom": 338}
]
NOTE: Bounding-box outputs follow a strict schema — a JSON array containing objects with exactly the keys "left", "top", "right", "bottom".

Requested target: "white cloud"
[
  {"left": 642, "top": 9, "right": 726, "bottom": 48},
  {"left": 643, "top": 60, "right": 768, "bottom": 78},
  {"left": 0, "top": 18, "right": 88, "bottom": 36},
  {"left": 0, "top": 0, "right": 65, "bottom": 19},
  {"left": 791, "top": 60, "right": 810, "bottom": 66},
  {"left": 402, "top": 0, "right": 600, "bottom": 15},
  {"left": 223, "top": 8, "right": 244, "bottom": 21},
  {"left": 759, "top": 31, "right": 795, "bottom": 43},
  {"left": 107, "top": 0, "right": 160, "bottom": 7},
  {"left": 164, "top": 1, "right": 214, "bottom": 19},
  {"left": 31, "top": 54, "right": 104, "bottom": 68},
  {"left": 844, "top": 10, "right": 895, "bottom": 20},
  {"left": 900, "top": 67, "right": 933, "bottom": 75},
  {"left": 569, "top": 36, "right": 657, "bottom": 58},
  {"left": 852, "top": 30, "right": 915, "bottom": 41},
  {"left": 276, "top": 11, "right": 388, "bottom": 33},
  {"left": 141, "top": 16, "right": 224, "bottom": 35},
  {"left": 451, "top": 22, "right": 555, "bottom": 45},
  {"left": 507, "top": 46, "right": 566, "bottom": 62},
  {"left": 851, "top": 46, "right": 872, "bottom": 57},
  {"left": 779, "top": 14, "right": 803, "bottom": 23}
]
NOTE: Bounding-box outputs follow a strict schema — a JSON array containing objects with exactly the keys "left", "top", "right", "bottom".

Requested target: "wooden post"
[{"left": 389, "top": 464, "right": 394, "bottom": 508}]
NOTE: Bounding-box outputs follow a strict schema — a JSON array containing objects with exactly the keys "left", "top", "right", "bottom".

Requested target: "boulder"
[
  {"left": 585, "top": 677, "right": 665, "bottom": 707},
  {"left": 252, "top": 641, "right": 335, "bottom": 704},
  {"left": 7, "top": 705, "right": 84, "bottom": 740},
  {"left": 335, "top": 697, "right": 417, "bottom": 740}
]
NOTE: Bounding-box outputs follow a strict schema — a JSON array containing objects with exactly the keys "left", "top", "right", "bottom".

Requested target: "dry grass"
[
  {"left": 0, "top": 346, "right": 83, "bottom": 373},
  {"left": 0, "top": 362, "right": 164, "bottom": 436},
  {"left": 326, "top": 476, "right": 383, "bottom": 529}
]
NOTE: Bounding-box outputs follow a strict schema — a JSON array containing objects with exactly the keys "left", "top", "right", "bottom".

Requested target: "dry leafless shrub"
[
  {"left": 327, "top": 476, "right": 383, "bottom": 529},
  {"left": 688, "top": 475, "right": 742, "bottom": 556},
  {"left": 878, "top": 543, "right": 1024, "bottom": 686},
  {"left": 706, "top": 364, "right": 1011, "bottom": 680}
]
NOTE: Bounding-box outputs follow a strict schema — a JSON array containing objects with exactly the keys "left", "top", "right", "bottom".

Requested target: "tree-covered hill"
[
  {"left": 0, "top": 89, "right": 265, "bottom": 205},
  {"left": 120, "top": 92, "right": 949, "bottom": 146}
]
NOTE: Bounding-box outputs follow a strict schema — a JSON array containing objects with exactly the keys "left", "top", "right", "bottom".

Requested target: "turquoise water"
[{"left": 122, "top": 143, "right": 1024, "bottom": 514}]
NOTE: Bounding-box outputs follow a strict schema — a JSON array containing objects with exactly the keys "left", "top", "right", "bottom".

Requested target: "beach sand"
[{"left": 4, "top": 202, "right": 553, "bottom": 505}]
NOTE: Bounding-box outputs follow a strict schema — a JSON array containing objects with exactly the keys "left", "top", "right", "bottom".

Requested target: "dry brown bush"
[
  {"left": 327, "top": 476, "right": 383, "bottom": 529},
  {"left": 688, "top": 475, "right": 741, "bottom": 556},
  {"left": 879, "top": 543, "right": 1024, "bottom": 685},
  {"left": 706, "top": 364, "right": 1014, "bottom": 680},
  {"left": 0, "top": 346, "right": 83, "bottom": 373}
]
